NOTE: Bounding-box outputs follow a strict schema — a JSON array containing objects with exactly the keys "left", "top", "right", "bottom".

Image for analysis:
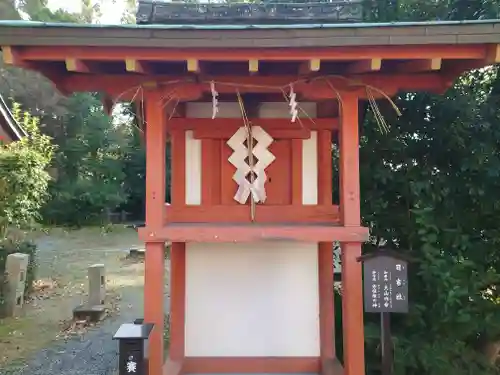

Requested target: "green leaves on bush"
[{"left": 0, "top": 102, "right": 54, "bottom": 235}]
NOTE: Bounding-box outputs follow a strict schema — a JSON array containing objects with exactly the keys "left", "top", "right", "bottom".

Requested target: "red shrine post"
[{"left": 1, "top": 9, "right": 499, "bottom": 375}]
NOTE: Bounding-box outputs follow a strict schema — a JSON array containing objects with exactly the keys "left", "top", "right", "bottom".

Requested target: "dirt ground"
[{"left": 0, "top": 226, "right": 148, "bottom": 366}]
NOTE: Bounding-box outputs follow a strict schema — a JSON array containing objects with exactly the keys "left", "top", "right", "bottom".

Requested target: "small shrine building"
[{"left": 0, "top": 5, "right": 499, "bottom": 375}]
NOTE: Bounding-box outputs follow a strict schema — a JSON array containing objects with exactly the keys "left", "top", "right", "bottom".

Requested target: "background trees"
[{"left": 357, "top": 1, "right": 500, "bottom": 374}]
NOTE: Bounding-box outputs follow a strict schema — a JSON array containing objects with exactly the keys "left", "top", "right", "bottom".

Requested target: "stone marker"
[
  {"left": 4, "top": 253, "right": 29, "bottom": 317},
  {"left": 88, "top": 264, "right": 106, "bottom": 306},
  {"left": 72, "top": 264, "right": 107, "bottom": 322}
]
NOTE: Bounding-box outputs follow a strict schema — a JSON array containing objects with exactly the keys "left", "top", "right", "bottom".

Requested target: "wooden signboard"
[
  {"left": 362, "top": 254, "right": 408, "bottom": 313},
  {"left": 358, "top": 250, "right": 411, "bottom": 375}
]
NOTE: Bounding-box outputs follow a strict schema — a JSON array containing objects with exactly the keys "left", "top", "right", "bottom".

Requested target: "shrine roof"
[
  {"left": 1, "top": 19, "right": 499, "bottom": 98},
  {"left": 0, "top": 19, "right": 499, "bottom": 48}
]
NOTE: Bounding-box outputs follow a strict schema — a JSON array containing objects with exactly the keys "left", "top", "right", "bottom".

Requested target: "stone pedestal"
[
  {"left": 72, "top": 264, "right": 107, "bottom": 322},
  {"left": 4, "top": 253, "right": 29, "bottom": 317},
  {"left": 88, "top": 264, "right": 106, "bottom": 306}
]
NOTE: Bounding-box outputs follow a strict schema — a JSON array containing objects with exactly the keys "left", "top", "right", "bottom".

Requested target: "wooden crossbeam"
[
  {"left": 125, "top": 59, "right": 151, "bottom": 74},
  {"left": 249, "top": 59, "right": 259, "bottom": 74},
  {"left": 346, "top": 58, "right": 382, "bottom": 73},
  {"left": 397, "top": 58, "right": 442, "bottom": 72},
  {"left": 1, "top": 45, "right": 35, "bottom": 70},
  {"left": 299, "top": 59, "right": 321, "bottom": 74},
  {"left": 57, "top": 74, "right": 448, "bottom": 99},
  {"left": 2, "top": 46, "right": 18, "bottom": 65},
  {"left": 13, "top": 45, "right": 487, "bottom": 61},
  {"left": 187, "top": 59, "right": 199, "bottom": 73},
  {"left": 65, "top": 58, "right": 90, "bottom": 73},
  {"left": 486, "top": 44, "right": 500, "bottom": 64},
  {"left": 169, "top": 118, "right": 338, "bottom": 132}
]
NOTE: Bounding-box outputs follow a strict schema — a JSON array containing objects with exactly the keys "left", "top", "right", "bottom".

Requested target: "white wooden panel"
[
  {"left": 302, "top": 131, "right": 318, "bottom": 205},
  {"left": 185, "top": 130, "right": 201, "bottom": 205},
  {"left": 185, "top": 242, "right": 320, "bottom": 357}
]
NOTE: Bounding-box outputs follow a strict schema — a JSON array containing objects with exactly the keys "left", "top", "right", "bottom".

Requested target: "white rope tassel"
[
  {"left": 210, "top": 81, "right": 219, "bottom": 119},
  {"left": 289, "top": 84, "right": 298, "bottom": 123},
  {"left": 233, "top": 169, "right": 267, "bottom": 204}
]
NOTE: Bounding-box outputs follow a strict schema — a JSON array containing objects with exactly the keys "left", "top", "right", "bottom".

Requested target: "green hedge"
[{"left": 0, "top": 239, "right": 37, "bottom": 314}]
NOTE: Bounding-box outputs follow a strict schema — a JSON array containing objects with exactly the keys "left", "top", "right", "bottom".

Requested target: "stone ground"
[{"left": 0, "top": 226, "right": 170, "bottom": 375}]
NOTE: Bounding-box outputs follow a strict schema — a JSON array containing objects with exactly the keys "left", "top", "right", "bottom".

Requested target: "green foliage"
[
  {"left": 117, "top": 106, "right": 146, "bottom": 219},
  {"left": 357, "top": 49, "right": 500, "bottom": 375},
  {"left": 42, "top": 93, "right": 128, "bottom": 226},
  {"left": 0, "top": 103, "right": 54, "bottom": 234},
  {"left": 0, "top": 2, "right": 143, "bottom": 226},
  {"left": 0, "top": 0, "right": 21, "bottom": 20}
]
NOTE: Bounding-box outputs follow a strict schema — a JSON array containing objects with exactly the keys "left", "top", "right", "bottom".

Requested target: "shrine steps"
[{"left": 162, "top": 358, "right": 344, "bottom": 375}]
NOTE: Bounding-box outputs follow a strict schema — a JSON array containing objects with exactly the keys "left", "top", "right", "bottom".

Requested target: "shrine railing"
[{"left": 136, "top": 0, "right": 364, "bottom": 25}]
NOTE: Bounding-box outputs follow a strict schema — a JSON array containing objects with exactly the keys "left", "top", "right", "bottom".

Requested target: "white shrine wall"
[
  {"left": 185, "top": 130, "right": 201, "bottom": 205},
  {"left": 184, "top": 242, "right": 320, "bottom": 357},
  {"left": 183, "top": 102, "right": 322, "bottom": 358}
]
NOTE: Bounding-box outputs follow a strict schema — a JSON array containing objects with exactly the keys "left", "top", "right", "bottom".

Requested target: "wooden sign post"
[
  {"left": 113, "top": 321, "right": 154, "bottom": 375},
  {"left": 358, "top": 250, "right": 410, "bottom": 375}
]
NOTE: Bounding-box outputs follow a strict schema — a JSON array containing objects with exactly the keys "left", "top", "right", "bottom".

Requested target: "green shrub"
[{"left": 0, "top": 103, "right": 55, "bottom": 236}]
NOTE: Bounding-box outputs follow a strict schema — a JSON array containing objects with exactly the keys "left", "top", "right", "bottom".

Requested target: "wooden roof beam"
[
  {"left": 486, "top": 44, "right": 500, "bottom": 64},
  {"left": 126, "top": 59, "right": 152, "bottom": 74},
  {"left": 187, "top": 59, "right": 199, "bottom": 73},
  {"left": 345, "top": 58, "right": 382, "bottom": 74},
  {"left": 397, "top": 58, "right": 442, "bottom": 72},
  {"left": 2, "top": 46, "right": 20, "bottom": 65},
  {"left": 249, "top": 59, "right": 259, "bottom": 74},
  {"left": 170, "top": 118, "right": 338, "bottom": 131},
  {"left": 57, "top": 74, "right": 450, "bottom": 99},
  {"left": 2, "top": 45, "right": 34, "bottom": 70},
  {"left": 65, "top": 58, "right": 90, "bottom": 73},
  {"left": 13, "top": 45, "right": 488, "bottom": 62},
  {"left": 299, "top": 59, "right": 321, "bottom": 75}
]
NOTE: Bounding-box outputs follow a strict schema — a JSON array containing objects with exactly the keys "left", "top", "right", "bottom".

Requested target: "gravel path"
[
  {"left": 5, "top": 294, "right": 171, "bottom": 375},
  {"left": 2, "top": 233, "right": 170, "bottom": 375},
  {"left": 4, "top": 280, "right": 170, "bottom": 375}
]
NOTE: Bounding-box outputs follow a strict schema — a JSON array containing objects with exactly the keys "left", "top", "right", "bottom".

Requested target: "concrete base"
[
  {"left": 72, "top": 304, "right": 108, "bottom": 322},
  {"left": 128, "top": 247, "right": 145, "bottom": 259}
]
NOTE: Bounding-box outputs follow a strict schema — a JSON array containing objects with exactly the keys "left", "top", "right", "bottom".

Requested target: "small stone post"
[
  {"left": 88, "top": 264, "right": 106, "bottom": 306},
  {"left": 4, "top": 253, "right": 29, "bottom": 317}
]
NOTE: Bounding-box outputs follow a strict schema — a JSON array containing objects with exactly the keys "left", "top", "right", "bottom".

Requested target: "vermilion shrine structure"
[{"left": 1, "top": 13, "right": 499, "bottom": 375}]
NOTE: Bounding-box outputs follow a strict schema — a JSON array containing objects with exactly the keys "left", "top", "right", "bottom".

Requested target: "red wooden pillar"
[
  {"left": 339, "top": 93, "right": 365, "bottom": 375},
  {"left": 144, "top": 89, "right": 166, "bottom": 375},
  {"left": 168, "top": 128, "right": 186, "bottom": 369},
  {"left": 317, "top": 130, "right": 335, "bottom": 369}
]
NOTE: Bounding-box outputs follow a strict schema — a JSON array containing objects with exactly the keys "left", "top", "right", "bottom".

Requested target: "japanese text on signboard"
[{"left": 363, "top": 255, "right": 408, "bottom": 313}]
